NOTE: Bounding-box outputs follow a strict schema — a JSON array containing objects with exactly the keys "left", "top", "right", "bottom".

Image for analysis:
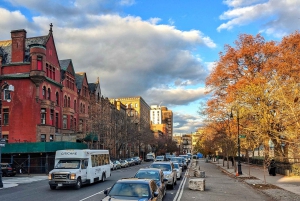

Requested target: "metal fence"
[{"left": 2, "top": 155, "right": 55, "bottom": 174}]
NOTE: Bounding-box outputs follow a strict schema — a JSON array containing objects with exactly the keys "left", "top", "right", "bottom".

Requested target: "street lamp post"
[
  {"left": 0, "top": 81, "right": 14, "bottom": 188},
  {"left": 231, "top": 108, "right": 242, "bottom": 175}
]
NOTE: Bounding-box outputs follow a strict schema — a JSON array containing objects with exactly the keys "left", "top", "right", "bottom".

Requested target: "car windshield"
[
  {"left": 171, "top": 158, "right": 182, "bottom": 163},
  {"left": 134, "top": 171, "right": 160, "bottom": 181},
  {"left": 109, "top": 183, "right": 150, "bottom": 198},
  {"left": 150, "top": 164, "right": 171, "bottom": 171},
  {"left": 55, "top": 160, "right": 80, "bottom": 169}
]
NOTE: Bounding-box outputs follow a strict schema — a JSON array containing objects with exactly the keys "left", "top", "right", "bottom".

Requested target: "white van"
[
  {"left": 48, "top": 149, "right": 110, "bottom": 190},
  {"left": 145, "top": 152, "right": 155, "bottom": 162}
]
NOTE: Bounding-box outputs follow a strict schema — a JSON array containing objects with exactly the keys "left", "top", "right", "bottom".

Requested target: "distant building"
[
  {"left": 161, "top": 106, "right": 173, "bottom": 139},
  {"left": 150, "top": 105, "right": 162, "bottom": 124}
]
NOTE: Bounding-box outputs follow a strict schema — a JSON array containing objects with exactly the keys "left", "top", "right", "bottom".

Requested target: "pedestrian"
[
  {"left": 269, "top": 159, "right": 276, "bottom": 176},
  {"left": 231, "top": 157, "right": 234, "bottom": 166}
]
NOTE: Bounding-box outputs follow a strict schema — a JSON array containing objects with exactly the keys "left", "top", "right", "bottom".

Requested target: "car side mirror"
[
  {"left": 153, "top": 191, "right": 159, "bottom": 197},
  {"left": 104, "top": 189, "right": 109, "bottom": 195}
]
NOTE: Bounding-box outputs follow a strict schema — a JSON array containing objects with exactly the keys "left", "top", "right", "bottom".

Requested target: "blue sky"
[{"left": 0, "top": 0, "right": 299, "bottom": 135}]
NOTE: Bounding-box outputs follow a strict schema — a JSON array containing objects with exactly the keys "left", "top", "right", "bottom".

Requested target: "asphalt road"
[{"left": 1, "top": 161, "right": 187, "bottom": 201}]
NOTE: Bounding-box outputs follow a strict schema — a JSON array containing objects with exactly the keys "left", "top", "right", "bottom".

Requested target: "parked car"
[
  {"left": 179, "top": 155, "right": 190, "bottom": 164},
  {"left": 149, "top": 161, "right": 177, "bottom": 189},
  {"left": 0, "top": 163, "right": 16, "bottom": 177},
  {"left": 133, "top": 168, "right": 167, "bottom": 197},
  {"left": 170, "top": 157, "right": 187, "bottom": 170},
  {"left": 155, "top": 155, "right": 166, "bottom": 161},
  {"left": 126, "top": 158, "right": 135, "bottom": 166},
  {"left": 113, "top": 160, "right": 122, "bottom": 169},
  {"left": 120, "top": 160, "right": 129, "bottom": 168},
  {"left": 102, "top": 178, "right": 163, "bottom": 201},
  {"left": 173, "top": 163, "right": 182, "bottom": 180},
  {"left": 132, "top": 156, "right": 142, "bottom": 165},
  {"left": 110, "top": 160, "right": 116, "bottom": 170}
]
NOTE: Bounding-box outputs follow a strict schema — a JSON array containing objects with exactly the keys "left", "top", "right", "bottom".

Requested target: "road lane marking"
[
  {"left": 79, "top": 190, "right": 104, "bottom": 201},
  {"left": 173, "top": 169, "right": 188, "bottom": 201}
]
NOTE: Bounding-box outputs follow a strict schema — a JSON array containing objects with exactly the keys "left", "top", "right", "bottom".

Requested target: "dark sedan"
[
  {"left": 102, "top": 178, "right": 163, "bottom": 201},
  {"left": 134, "top": 168, "right": 167, "bottom": 198}
]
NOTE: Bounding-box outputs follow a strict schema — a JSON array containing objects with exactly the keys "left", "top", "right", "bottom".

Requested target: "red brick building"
[{"left": 0, "top": 25, "right": 92, "bottom": 152}]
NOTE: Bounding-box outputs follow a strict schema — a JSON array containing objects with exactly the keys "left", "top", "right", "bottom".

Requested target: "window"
[
  {"left": 50, "top": 109, "right": 54, "bottom": 126},
  {"left": 2, "top": 135, "right": 8, "bottom": 143},
  {"left": 50, "top": 135, "right": 54, "bottom": 142},
  {"left": 4, "top": 89, "right": 11, "bottom": 101},
  {"left": 47, "top": 88, "right": 51, "bottom": 100},
  {"left": 41, "top": 134, "right": 46, "bottom": 142},
  {"left": 63, "top": 115, "right": 67, "bottom": 129},
  {"left": 68, "top": 97, "right": 70, "bottom": 107},
  {"left": 42, "top": 86, "right": 46, "bottom": 99},
  {"left": 3, "top": 108, "right": 9, "bottom": 125},
  {"left": 37, "top": 56, "right": 42, "bottom": 70},
  {"left": 74, "top": 118, "right": 77, "bottom": 131},
  {"left": 55, "top": 113, "right": 59, "bottom": 131},
  {"left": 64, "top": 95, "right": 67, "bottom": 107},
  {"left": 41, "top": 108, "right": 46, "bottom": 124},
  {"left": 135, "top": 103, "right": 138, "bottom": 108},
  {"left": 52, "top": 66, "right": 55, "bottom": 80},
  {"left": 70, "top": 115, "right": 73, "bottom": 129},
  {"left": 79, "top": 119, "right": 83, "bottom": 132},
  {"left": 56, "top": 92, "right": 59, "bottom": 105}
]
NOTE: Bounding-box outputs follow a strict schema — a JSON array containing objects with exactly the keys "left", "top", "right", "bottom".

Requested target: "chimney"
[{"left": 11, "top": 29, "right": 27, "bottom": 63}]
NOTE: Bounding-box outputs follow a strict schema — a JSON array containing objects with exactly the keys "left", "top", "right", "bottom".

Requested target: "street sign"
[
  {"left": 0, "top": 138, "right": 6, "bottom": 147},
  {"left": 239, "top": 135, "right": 246, "bottom": 139}
]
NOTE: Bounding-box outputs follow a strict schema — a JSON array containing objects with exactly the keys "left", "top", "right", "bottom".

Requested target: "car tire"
[
  {"left": 74, "top": 178, "right": 82, "bottom": 190},
  {"left": 50, "top": 185, "right": 57, "bottom": 190}
]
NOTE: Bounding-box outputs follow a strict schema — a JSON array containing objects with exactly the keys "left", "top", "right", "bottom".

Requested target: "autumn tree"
[{"left": 204, "top": 32, "right": 300, "bottom": 167}]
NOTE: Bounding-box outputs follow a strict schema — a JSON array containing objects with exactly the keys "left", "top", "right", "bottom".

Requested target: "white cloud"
[
  {"left": 0, "top": 8, "right": 32, "bottom": 38},
  {"left": 145, "top": 87, "right": 208, "bottom": 106},
  {"left": 218, "top": 0, "right": 300, "bottom": 37},
  {"left": 173, "top": 112, "right": 204, "bottom": 134},
  {"left": 0, "top": 2, "right": 216, "bottom": 135}
]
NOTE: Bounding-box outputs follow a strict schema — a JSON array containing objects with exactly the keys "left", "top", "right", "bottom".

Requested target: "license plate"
[{"left": 58, "top": 184, "right": 62, "bottom": 187}]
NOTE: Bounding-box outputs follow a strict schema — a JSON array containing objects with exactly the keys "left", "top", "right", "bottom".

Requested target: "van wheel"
[
  {"left": 50, "top": 185, "right": 56, "bottom": 190},
  {"left": 101, "top": 173, "right": 106, "bottom": 182},
  {"left": 74, "top": 178, "right": 82, "bottom": 190}
]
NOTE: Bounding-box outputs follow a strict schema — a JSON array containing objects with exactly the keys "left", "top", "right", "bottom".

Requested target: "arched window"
[
  {"left": 47, "top": 88, "right": 51, "bottom": 100},
  {"left": 42, "top": 86, "right": 46, "bottom": 99},
  {"left": 56, "top": 92, "right": 59, "bottom": 105},
  {"left": 64, "top": 95, "right": 67, "bottom": 107}
]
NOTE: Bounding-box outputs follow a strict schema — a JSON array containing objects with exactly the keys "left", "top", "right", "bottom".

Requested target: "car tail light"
[{"left": 8, "top": 167, "right": 12, "bottom": 170}]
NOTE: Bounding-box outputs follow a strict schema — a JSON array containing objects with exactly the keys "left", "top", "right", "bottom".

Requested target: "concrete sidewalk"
[
  {"left": 213, "top": 159, "right": 300, "bottom": 196},
  {"left": 179, "top": 159, "right": 300, "bottom": 201}
]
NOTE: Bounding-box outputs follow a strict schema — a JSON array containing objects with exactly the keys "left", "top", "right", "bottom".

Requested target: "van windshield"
[{"left": 55, "top": 160, "right": 80, "bottom": 169}]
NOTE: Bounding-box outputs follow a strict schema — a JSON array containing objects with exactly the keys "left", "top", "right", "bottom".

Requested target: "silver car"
[{"left": 149, "top": 161, "right": 177, "bottom": 189}]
